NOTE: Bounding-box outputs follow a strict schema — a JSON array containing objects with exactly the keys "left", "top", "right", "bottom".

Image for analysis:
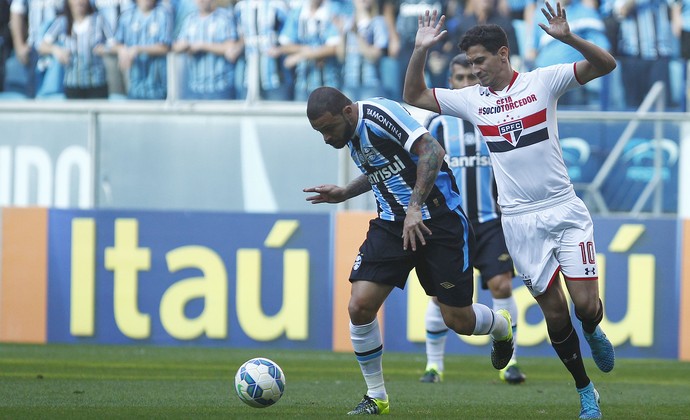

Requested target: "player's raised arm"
[
  {"left": 403, "top": 10, "right": 446, "bottom": 113},
  {"left": 538, "top": 1, "right": 616, "bottom": 84}
]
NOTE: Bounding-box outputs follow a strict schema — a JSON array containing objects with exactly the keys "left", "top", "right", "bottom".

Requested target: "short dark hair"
[
  {"left": 448, "top": 53, "right": 471, "bottom": 73},
  {"left": 459, "top": 24, "right": 509, "bottom": 55},
  {"left": 307, "top": 87, "right": 353, "bottom": 120}
]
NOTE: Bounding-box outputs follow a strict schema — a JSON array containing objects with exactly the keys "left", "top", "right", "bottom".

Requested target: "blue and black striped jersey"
[
  {"left": 426, "top": 113, "right": 500, "bottom": 225},
  {"left": 350, "top": 98, "right": 462, "bottom": 222}
]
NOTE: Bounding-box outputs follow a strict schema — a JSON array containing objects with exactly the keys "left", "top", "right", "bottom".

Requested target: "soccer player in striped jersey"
[
  {"left": 39, "top": 0, "right": 113, "bottom": 99},
  {"left": 404, "top": 4, "right": 616, "bottom": 419},
  {"left": 172, "top": 0, "right": 240, "bottom": 99},
  {"left": 305, "top": 86, "right": 515, "bottom": 415},
  {"left": 419, "top": 53, "right": 526, "bottom": 386},
  {"left": 114, "top": 0, "right": 173, "bottom": 99}
]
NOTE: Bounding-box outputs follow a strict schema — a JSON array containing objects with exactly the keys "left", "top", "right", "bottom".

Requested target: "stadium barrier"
[
  {"left": 1, "top": 207, "right": 689, "bottom": 361},
  {"left": 0, "top": 101, "right": 687, "bottom": 215}
]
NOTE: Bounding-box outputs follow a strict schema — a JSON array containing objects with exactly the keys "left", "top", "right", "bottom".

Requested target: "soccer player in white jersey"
[
  {"left": 420, "top": 53, "right": 526, "bottom": 386},
  {"left": 403, "top": 3, "right": 616, "bottom": 419}
]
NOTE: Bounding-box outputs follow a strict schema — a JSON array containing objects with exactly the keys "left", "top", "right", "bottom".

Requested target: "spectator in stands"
[
  {"left": 0, "top": 0, "right": 10, "bottom": 92},
  {"left": 498, "top": 0, "right": 537, "bottom": 23},
  {"left": 91, "top": 0, "right": 134, "bottom": 97},
  {"left": 338, "top": 0, "right": 389, "bottom": 100},
  {"left": 9, "top": 0, "right": 66, "bottom": 97},
  {"left": 527, "top": 0, "right": 609, "bottom": 106},
  {"left": 92, "top": 0, "right": 134, "bottom": 32},
  {"left": 672, "top": 0, "right": 690, "bottom": 107},
  {"left": 172, "top": 0, "right": 241, "bottom": 99},
  {"left": 381, "top": 0, "right": 454, "bottom": 100},
  {"left": 113, "top": 0, "right": 173, "bottom": 99},
  {"left": 233, "top": 0, "right": 291, "bottom": 100},
  {"left": 607, "top": 0, "right": 675, "bottom": 108},
  {"left": 167, "top": 0, "right": 197, "bottom": 37},
  {"left": 451, "top": 0, "right": 521, "bottom": 65},
  {"left": 270, "top": 0, "right": 342, "bottom": 101},
  {"left": 38, "top": 0, "right": 113, "bottom": 98}
]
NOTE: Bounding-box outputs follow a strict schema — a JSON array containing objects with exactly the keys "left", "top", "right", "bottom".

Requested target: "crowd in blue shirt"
[{"left": 0, "top": 0, "right": 687, "bottom": 109}]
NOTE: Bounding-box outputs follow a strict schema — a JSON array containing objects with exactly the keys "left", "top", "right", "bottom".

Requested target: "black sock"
[
  {"left": 549, "top": 320, "right": 590, "bottom": 389},
  {"left": 576, "top": 299, "right": 603, "bottom": 334}
]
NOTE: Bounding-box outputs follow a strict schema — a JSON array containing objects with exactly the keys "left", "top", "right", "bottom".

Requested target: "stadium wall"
[
  {"left": 0, "top": 207, "right": 688, "bottom": 361},
  {"left": 0, "top": 102, "right": 685, "bottom": 216}
]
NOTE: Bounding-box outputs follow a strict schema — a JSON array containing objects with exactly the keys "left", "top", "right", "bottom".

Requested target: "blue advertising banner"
[
  {"left": 559, "top": 121, "right": 680, "bottom": 213},
  {"left": 47, "top": 210, "right": 333, "bottom": 350},
  {"left": 383, "top": 217, "right": 680, "bottom": 359}
]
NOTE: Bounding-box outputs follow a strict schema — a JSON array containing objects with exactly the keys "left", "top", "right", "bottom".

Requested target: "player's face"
[
  {"left": 310, "top": 111, "right": 356, "bottom": 150},
  {"left": 465, "top": 44, "right": 505, "bottom": 89},
  {"left": 449, "top": 64, "right": 479, "bottom": 90}
]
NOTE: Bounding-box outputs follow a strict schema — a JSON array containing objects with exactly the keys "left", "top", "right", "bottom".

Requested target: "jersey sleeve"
[
  {"left": 424, "top": 114, "right": 444, "bottom": 148},
  {"left": 434, "top": 87, "right": 473, "bottom": 120},
  {"left": 534, "top": 63, "right": 580, "bottom": 97},
  {"left": 360, "top": 99, "right": 429, "bottom": 153}
]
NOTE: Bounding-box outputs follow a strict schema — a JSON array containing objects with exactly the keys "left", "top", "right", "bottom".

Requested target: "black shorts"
[
  {"left": 349, "top": 209, "right": 476, "bottom": 308},
  {"left": 473, "top": 218, "right": 514, "bottom": 289}
]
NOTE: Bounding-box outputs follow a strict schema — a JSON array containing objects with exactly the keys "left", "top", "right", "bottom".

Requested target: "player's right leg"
[
  {"left": 345, "top": 218, "right": 415, "bottom": 415},
  {"left": 420, "top": 298, "right": 447, "bottom": 383}
]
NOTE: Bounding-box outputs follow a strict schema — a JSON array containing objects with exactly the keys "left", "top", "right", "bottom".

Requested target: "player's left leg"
[
  {"left": 423, "top": 211, "right": 513, "bottom": 370},
  {"left": 557, "top": 204, "right": 614, "bottom": 374},
  {"left": 535, "top": 277, "right": 601, "bottom": 419},
  {"left": 438, "top": 302, "right": 513, "bottom": 369},
  {"left": 487, "top": 272, "right": 525, "bottom": 384},
  {"left": 567, "top": 280, "right": 615, "bottom": 373}
]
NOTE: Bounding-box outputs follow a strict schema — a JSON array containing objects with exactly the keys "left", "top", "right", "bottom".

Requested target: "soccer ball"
[{"left": 234, "top": 357, "right": 285, "bottom": 408}]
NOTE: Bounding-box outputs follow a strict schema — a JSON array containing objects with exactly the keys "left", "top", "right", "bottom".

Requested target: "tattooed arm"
[{"left": 404, "top": 133, "right": 445, "bottom": 251}]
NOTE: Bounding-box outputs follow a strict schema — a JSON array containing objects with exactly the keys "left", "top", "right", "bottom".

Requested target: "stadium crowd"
[{"left": 0, "top": 0, "right": 687, "bottom": 109}]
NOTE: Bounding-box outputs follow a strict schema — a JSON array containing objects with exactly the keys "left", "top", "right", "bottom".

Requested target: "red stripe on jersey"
[
  {"left": 573, "top": 62, "right": 585, "bottom": 86},
  {"left": 478, "top": 124, "right": 500, "bottom": 136},
  {"left": 522, "top": 109, "right": 547, "bottom": 128},
  {"left": 477, "top": 108, "right": 546, "bottom": 137},
  {"left": 432, "top": 88, "right": 441, "bottom": 114},
  {"left": 489, "top": 71, "right": 519, "bottom": 94}
]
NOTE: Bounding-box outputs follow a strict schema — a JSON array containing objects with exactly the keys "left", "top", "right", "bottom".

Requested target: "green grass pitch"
[{"left": 1, "top": 343, "right": 689, "bottom": 418}]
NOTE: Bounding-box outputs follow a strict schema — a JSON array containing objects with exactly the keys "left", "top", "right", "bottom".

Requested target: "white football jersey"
[{"left": 434, "top": 63, "right": 581, "bottom": 214}]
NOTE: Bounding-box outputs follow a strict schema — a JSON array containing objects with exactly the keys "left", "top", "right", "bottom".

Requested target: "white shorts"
[{"left": 501, "top": 196, "right": 598, "bottom": 297}]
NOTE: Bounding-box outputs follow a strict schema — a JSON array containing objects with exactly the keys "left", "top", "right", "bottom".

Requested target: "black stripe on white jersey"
[{"left": 487, "top": 127, "right": 549, "bottom": 152}]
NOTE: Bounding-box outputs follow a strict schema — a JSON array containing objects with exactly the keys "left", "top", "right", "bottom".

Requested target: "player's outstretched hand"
[
  {"left": 538, "top": 1, "right": 571, "bottom": 40},
  {"left": 402, "top": 207, "right": 432, "bottom": 251},
  {"left": 415, "top": 10, "right": 447, "bottom": 49},
  {"left": 303, "top": 184, "right": 347, "bottom": 204}
]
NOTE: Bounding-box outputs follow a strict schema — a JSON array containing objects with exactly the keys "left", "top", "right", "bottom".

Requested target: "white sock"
[
  {"left": 472, "top": 303, "right": 510, "bottom": 340},
  {"left": 493, "top": 296, "right": 519, "bottom": 361},
  {"left": 350, "top": 319, "right": 387, "bottom": 400},
  {"left": 424, "top": 299, "right": 448, "bottom": 372}
]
